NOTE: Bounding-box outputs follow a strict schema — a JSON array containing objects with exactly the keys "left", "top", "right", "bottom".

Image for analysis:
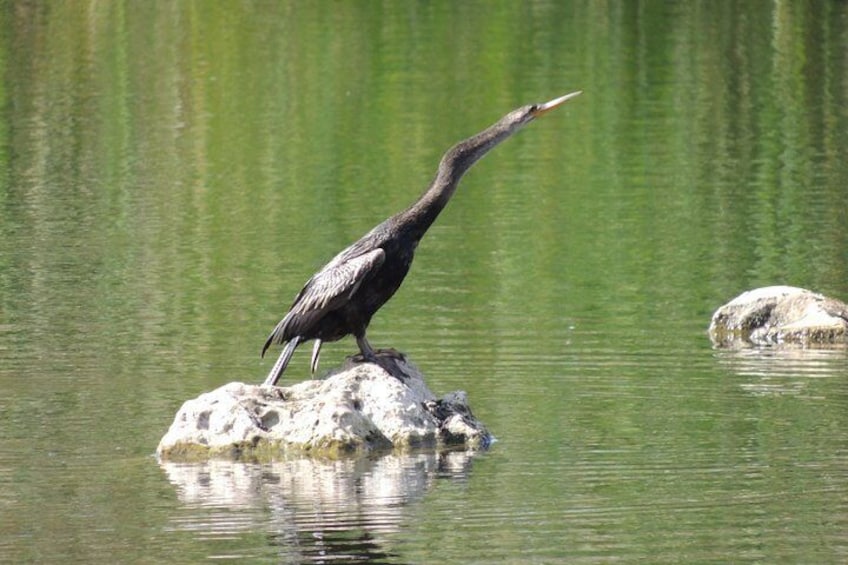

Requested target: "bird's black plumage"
[{"left": 261, "top": 91, "right": 581, "bottom": 386}]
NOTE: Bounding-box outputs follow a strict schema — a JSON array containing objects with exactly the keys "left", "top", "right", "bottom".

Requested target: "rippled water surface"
[{"left": 2, "top": 2, "right": 848, "bottom": 563}]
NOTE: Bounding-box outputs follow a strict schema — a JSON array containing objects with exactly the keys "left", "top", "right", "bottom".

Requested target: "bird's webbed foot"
[
  {"left": 347, "top": 337, "right": 408, "bottom": 380},
  {"left": 346, "top": 348, "right": 406, "bottom": 365},
  {"left": 373, "top": 347, "right": 406, "bottom": 360}
]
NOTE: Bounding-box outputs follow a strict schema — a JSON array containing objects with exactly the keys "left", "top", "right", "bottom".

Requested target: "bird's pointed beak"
[{"left": 532, "top": 90, "right": 582, "bottom": 117}]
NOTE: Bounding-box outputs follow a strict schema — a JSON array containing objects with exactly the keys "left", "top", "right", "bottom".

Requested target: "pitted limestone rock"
[{"left": 157, "top": 357, "right": 490, "bottom": 461}]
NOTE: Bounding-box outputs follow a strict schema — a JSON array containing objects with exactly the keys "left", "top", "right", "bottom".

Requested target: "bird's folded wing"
[
  {"left": 298, "top": 248, "right": 386, "bottom": 313},
  {"left": 263, "top": 248, "right": 386, "bottom": 352}
]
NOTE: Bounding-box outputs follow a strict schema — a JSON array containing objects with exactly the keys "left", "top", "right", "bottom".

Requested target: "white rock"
[
  {"left": 157, "top": 357, "right": 491, "bottom": 460},
  {"left": 709, "top": 286, "right": 848, "bottom": 346}
]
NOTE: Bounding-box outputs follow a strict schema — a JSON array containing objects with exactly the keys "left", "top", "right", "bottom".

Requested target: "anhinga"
[{"left": 261, "top": 91, "right": 582, "bottom": 386}]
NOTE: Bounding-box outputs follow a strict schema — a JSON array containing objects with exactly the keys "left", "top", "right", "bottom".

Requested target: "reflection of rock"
[
  {"left": 157, "top": 357, "right": 491, "bottom": 460},
  {"left": 713, "top": 346, "right": 848, "bottom": 377},
  {"left": 709, "top": 286, "right": 848, "bottom": 347},
  {"left": 161, "top": 451, "right": 475, "bottom": 511},
  {"left": 160, "top": 451, "right": 479, "bottom": 561}
]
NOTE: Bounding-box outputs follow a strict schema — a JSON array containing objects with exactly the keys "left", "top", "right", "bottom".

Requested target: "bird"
[{"left": 261, "top": 90, "right": 582, "bottom": 386}]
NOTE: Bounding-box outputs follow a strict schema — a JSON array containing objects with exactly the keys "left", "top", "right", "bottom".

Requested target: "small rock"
[
  {"left": 709, "top": 286, "right": 848, "bottom": 347},
  {"left": 156, "top": 356, "right": 491, "bottom": 461}
]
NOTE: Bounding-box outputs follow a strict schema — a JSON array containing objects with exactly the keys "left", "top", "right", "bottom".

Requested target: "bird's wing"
[
  {"left": 299, "top": 247, "right": 386, "bottom": 311},
  {"left": 262, "top": 248, "right": 386, "bottom": 353}
]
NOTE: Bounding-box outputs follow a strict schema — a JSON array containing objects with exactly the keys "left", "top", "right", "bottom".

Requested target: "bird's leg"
[{"left": 356, "top": 335, "right": 378, "bottom": 363}]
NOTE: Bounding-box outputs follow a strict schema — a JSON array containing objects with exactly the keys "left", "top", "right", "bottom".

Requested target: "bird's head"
[
  {"left": 530, "top": 90, "right": 583, "bottom": 118},
  {"left": 437, "top": 89, "right": 583, "bottom": 184},
  {"left": 504, "top": 90, "right": 583, "bottom": 129}
]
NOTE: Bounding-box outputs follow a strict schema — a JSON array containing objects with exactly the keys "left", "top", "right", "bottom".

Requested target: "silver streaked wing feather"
[
  {"left": 298, "top": 248, "right": 385, "bottom": 312},
  {"left": 262, "top": 248, "right": 386, "bottom": 353}
]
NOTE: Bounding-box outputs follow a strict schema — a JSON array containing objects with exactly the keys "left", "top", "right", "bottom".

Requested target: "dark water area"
[{"left": 1, "top": 2, "right": 847, "bottom": 563}]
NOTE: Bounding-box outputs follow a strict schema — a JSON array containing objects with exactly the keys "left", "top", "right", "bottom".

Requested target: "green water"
[{"left": 1, "top": 1, "right": 847, "bottom": 563}]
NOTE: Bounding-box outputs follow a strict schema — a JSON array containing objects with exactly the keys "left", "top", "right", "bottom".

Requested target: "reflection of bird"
[{"left": 261, "top": 91, "right": 582, "bottom": 386}]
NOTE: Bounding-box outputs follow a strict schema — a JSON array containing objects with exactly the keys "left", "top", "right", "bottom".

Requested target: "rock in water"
[
  {"left": 156, "top": 357, "right": 491, "bottom": 461},
  {"left": 709, "top": 286, "right": 848, "bottom": 347}
]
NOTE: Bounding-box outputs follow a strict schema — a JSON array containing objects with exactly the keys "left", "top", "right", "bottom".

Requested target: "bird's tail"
[
  {"left": 310, "top": 339, "right": 323, "bottom": 375},
  {"left": 261, "top": 316, "right": 289, "bottom": 358},
  {"left": 263, "top": 337, "right": 300, "bottom": 387}
]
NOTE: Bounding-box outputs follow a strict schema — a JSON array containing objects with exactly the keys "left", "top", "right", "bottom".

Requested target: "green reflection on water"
[{"left": 1, "top": 1, "right": 847, "bottom": 563}]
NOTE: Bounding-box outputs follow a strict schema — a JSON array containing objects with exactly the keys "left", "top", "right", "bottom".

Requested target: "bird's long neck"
[{"left": 395, "top": 118, "right": 521, "bottom": 240}]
